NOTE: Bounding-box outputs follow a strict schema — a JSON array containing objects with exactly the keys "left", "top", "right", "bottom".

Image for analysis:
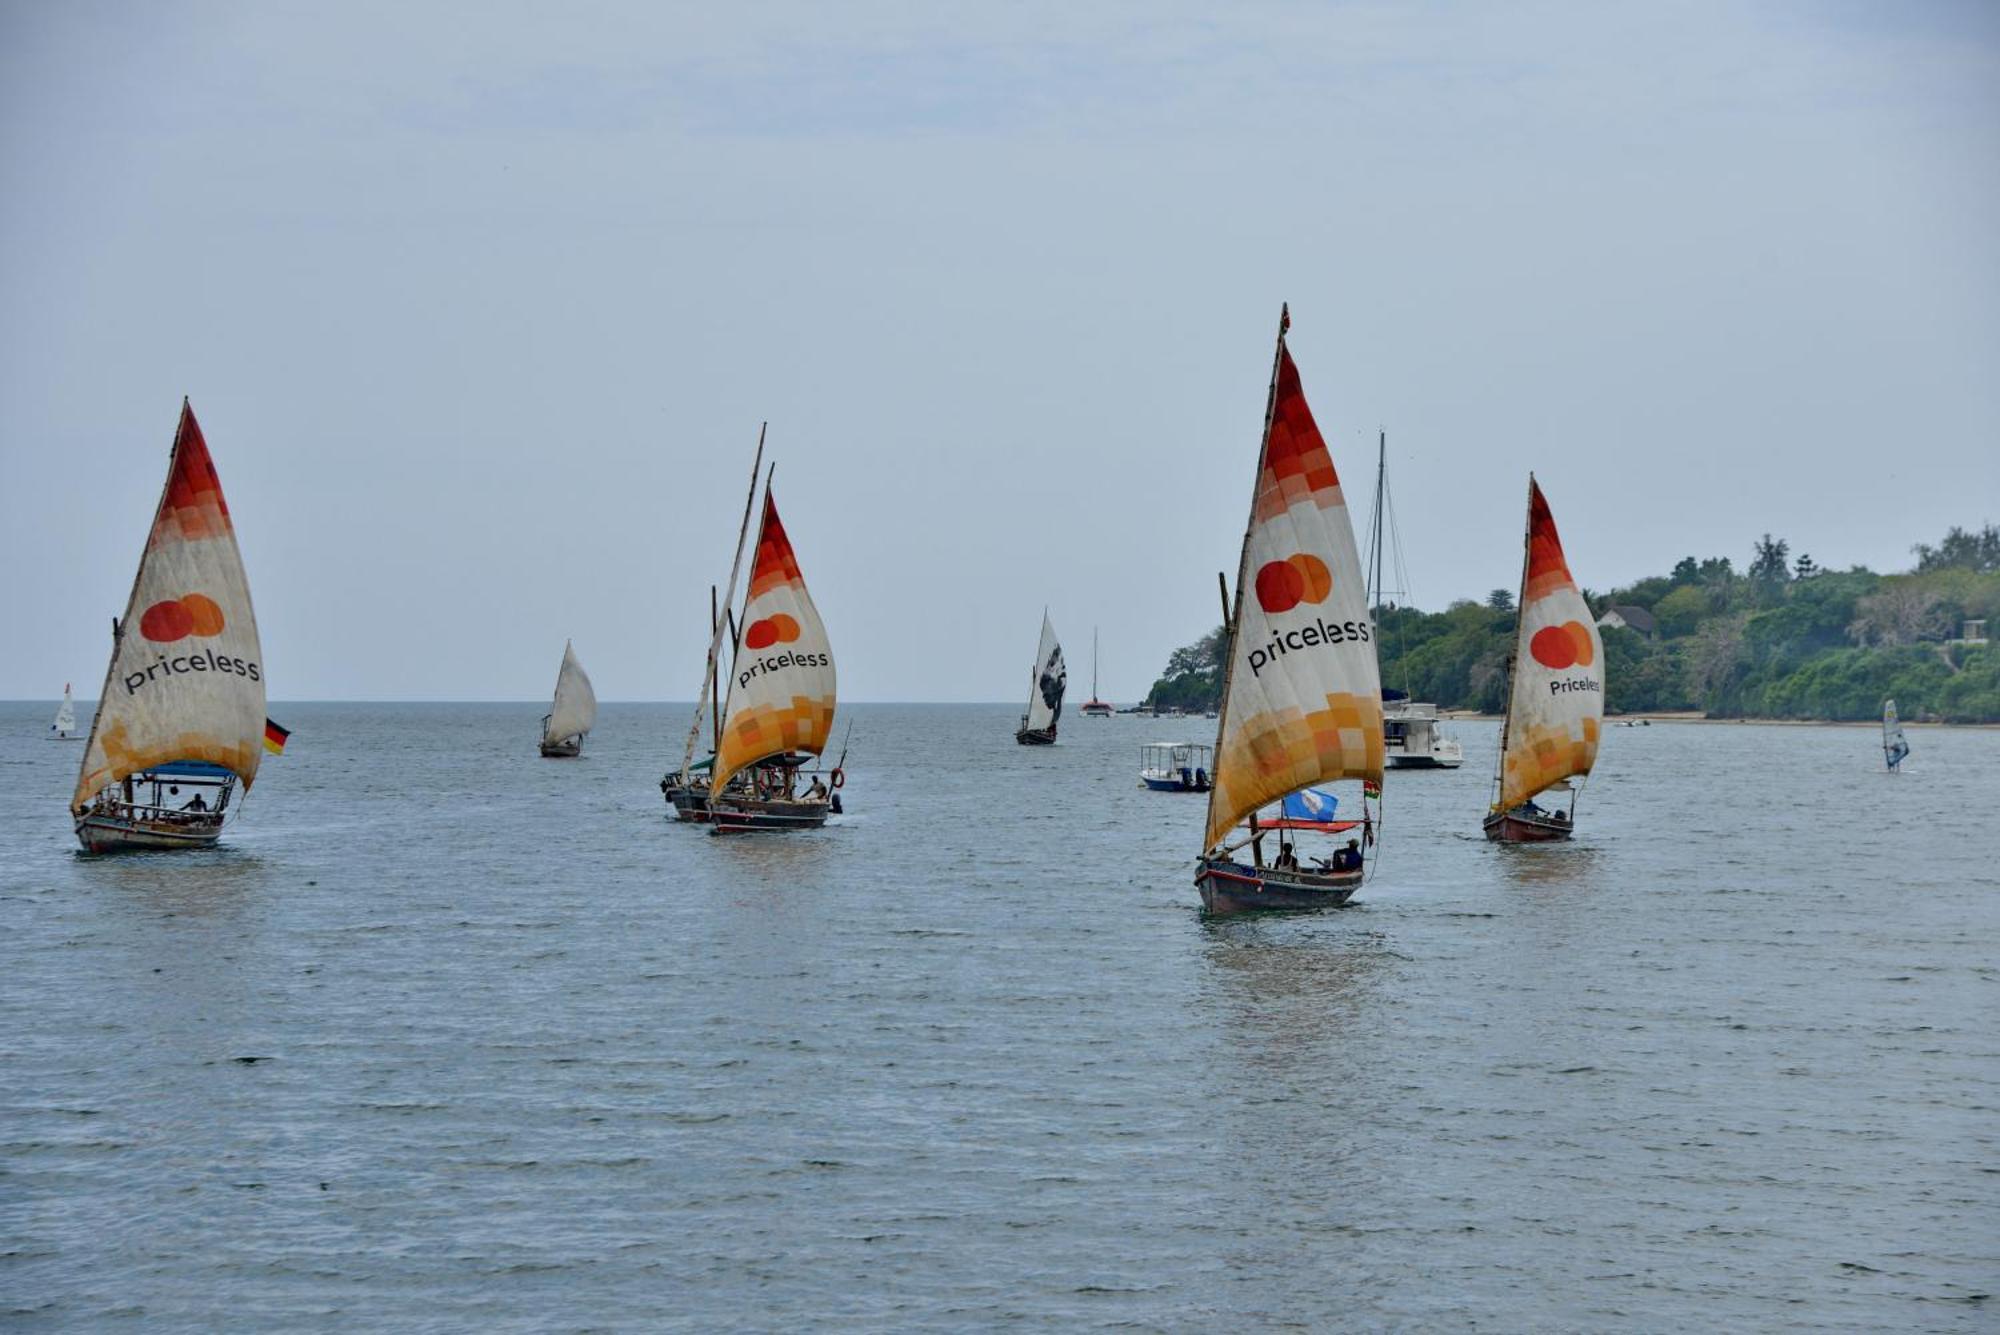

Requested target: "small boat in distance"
[
  {"left": 50, "top": 684, "right": 78, "bottom": 740},
  {"left": 1015, "top": 612, "right": 1066, "bottom": 745},
  {"left": 1194, "top": 306, "right": 1385, "bottom": 913},
  {"left": 72, "top": 401, "right": 268, "bottom": 853},
  {"left": 1883, "top": 698, "right": 1909, "bottom": 771},
  {"left": 538, "top": 640, "right": 597, "bottom": 757},
  {"left": 1079, "top": 628, "right": 1113, "bottom": 716},
  {"left": 1364, "top": 431, "right": 1463, "bottom": 769},
  {"left": 1140, "top": 742, "right": 1211, "bottom": 791},
  {"left": 705, "top": 473, "right": 842, "bottom": 833},
  {"left": 1483, "top": 476, "right": 1604, "bottom": 842}
]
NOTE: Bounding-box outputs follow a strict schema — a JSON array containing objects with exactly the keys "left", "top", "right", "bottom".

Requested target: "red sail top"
[
  {"left": 745, "top": 492, "right": 806, "bottom": 600},
  {"left": 1253, "top": 346, "right": 1343, "bottom": 523},
  {"left": 149, "top": 402, "right": 233, "bottom": 550},
  {"left": 1523, "top": 478, "right": 1576, "bottom": 604}
]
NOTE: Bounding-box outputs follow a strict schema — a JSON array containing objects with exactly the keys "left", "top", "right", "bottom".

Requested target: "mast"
[
  {"left": 709, "top": 586, "right": 722, "bottom": 752},
  {"left": 709, "top": 467, "right": 775, "bottom": 796},
  {"left": 1092, "top": 627, "right": 1099, "bottom": 699},
  {"left": 680, "top": 425, "right": 766, "bottom": 778},
  {"left": 1368, "top": 429, "right": 1386, "bottom": 610},
  {"left": 1491, "top": 472, "right": 1536, "bottom": 806},
  {"left": 1201, "top": 303, "right": 1291, "bottom": 855}
]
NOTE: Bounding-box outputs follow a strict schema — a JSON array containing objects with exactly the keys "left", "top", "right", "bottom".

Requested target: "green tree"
[{"left": 1486, "top": 588, "right": 1514, "bottom": 612}]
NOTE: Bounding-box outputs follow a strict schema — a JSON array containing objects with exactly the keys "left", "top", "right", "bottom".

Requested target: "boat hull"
[
  {"left": 1196, "top": 857, "right": 1361, "bottom": 914},
  {"left": 1080, "top": 703, "right": 1113, "bottom": 717},
  {"left": 1015, "top": 727, "right": 1057, "bottom": 746},
  {"left": 539, "top": 737, "right": 582, "bottom": 758},
  {"left": 1385, "top": 749, "right": 1463, "bottom": 770},
  {"left": 1142, "top": 774, "right": 1208, "bottom": 793},
  {"left": 1482, "top": 809, "right": 1573, "bottom": 842},
  {"left": 75, "top": 811, "right": 224, "bottom": 854},
  {"left": 709, "top": 795, "right": 834, "bottom": 834}
]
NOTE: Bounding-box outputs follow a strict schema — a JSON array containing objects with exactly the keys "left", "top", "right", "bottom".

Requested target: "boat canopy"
[{"left": 143, "top": 760, "right": 237, "bottom": 779}]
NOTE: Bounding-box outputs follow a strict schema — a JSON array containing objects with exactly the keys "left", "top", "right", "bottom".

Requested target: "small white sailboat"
[
  {"left": 1882, "top": 699, "right": 1909, "bottom": 771},
  {"left": 538, "top": 640, "right": 597, "bottom": 757},
  {"left": 50, "top": 683, "right": 78, "bottom": 740},
  {"left": 1015, "top": 612, "right": 1066, "bottom": 745},
  {"left": 1483, "top": 476, "right": 1604, "bottom": 842},
  {"left": 1079, "top": 628, "right": 1113, "bottom": 716},
  {"left": 1195, "top": 307, "right": 1385, "bottom": 913},
  {"left": 1363, "top": 431, "right": 1463, "bottom": 769},
  {"left": 72, "top": 400, "right": 267, "bottom": 853}
]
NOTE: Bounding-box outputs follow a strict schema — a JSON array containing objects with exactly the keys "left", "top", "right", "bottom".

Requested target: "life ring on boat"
[{"left": 830, "top": 768, "right": 845, "bottom": 789}]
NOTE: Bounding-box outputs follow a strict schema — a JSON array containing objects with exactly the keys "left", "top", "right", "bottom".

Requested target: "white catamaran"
[
  {"left": 1483, "top": 476, "right": 1604, "bottom": 842},
  {"left": 1079, "top": 628, "right": 1113, "bottom": 716},
  {"left": 50, "top": 684, "right": 78, "bottom": 740},
  {"left": 538, "top": 640, "right": 597, "bottom": 757},
  {"left": 1883, "top": 699, "right": 1909, "bottom": 771},
  {"left": 1015, "top": 612, "right": 1066, "bottom": 745},
  {"left": 72, "top": 401, "right": 267, "bottom": 853},
  {"left": 1195, "top": 307, "right": 1386, "bottom": 914}
]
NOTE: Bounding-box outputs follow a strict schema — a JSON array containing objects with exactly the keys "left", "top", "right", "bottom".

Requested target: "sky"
[{"left": 3, "top": 1, "right": 1996, "bottom": 702}]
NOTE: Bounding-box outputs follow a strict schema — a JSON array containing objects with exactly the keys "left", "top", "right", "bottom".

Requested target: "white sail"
[
  {"left": 710, "top": 487, "right": 837, "bottom": 795},
  {"left": 1883, "top": 699, "right": 1908, "bottom": 769},
  {"left": 544, "top": 640, "right": 597, "bottom": 744},
  {"left": 1492, "top": 477, "right": 1603, "bottom": 813},
  {"left": 52, "top": 684, "right": 76, "bottom": 736},
  {"left": 1203, "top": 324, "right": 1383, "bottom": 853},
  {"left": 74, "top": 402, "right": 265, "bottom": 812},
  {"left": 1023, "top": 613, "right": 1066, "bottom": 733}
]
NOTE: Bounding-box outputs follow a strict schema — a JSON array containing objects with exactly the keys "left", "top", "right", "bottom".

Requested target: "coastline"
[{"left": 1438, "top": 709, "right": 1995, "bottom": 729}]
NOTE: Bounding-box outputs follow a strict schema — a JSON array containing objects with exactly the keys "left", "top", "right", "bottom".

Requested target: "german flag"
[{"left": 264, "top": 718, "right": 291, "bottom": 755}]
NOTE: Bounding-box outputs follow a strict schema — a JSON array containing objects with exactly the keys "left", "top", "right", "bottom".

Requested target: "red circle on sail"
[
  {"left": 1255, "top": 560, "right": 1306, "bottom": 613},
  {"left": 1530, "top": 624, "right": 1579, "bottom": 669},
  {"left": 744, "top": 619, "right": 779, "bottom": 650},
  {"left": 140, "top": 599, "right": 195, "bottom": 642}
]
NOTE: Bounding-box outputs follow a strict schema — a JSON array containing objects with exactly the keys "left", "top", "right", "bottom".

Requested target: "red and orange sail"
[{"left": 1493, "top": 477, "right": 1603, "bottom": 812}]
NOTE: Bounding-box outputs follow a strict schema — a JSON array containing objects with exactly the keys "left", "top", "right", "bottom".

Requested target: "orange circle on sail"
[
  {"left": 769, "top": 613, "right": 800, "bottom": 642},
  {"left": 182, "top": 593, "right": 226, "bottom": 636},
  {"left": 1565, "top": 620, "right": 1595, "bottom": 667},
  {"left": 1289, "top": 553, "right": 1331, "bottom": 603},
  {"left": 1255, "top": 554, "right": 1333, "bottom": 614}
]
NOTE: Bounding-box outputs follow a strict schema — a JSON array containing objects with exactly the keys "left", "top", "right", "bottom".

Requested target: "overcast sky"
[{"left": 4, "top": 2, "right": 1996, "bottom": 702}]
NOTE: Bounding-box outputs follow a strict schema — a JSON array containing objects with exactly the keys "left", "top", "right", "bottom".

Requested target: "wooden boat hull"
[
  {"left": 1483, "top": 809, "right": 1573, "bottom": 843},
  {"left": 662, "top": 780, "right": 716, "bottom": 822},
  {"left": 1015, "top": 727, "right": 1057, "bottom": 746},
  {"left": 1196, "top": 857, "right": 1361, "bottom": 914},
  {"left": 75, "top": 811, "right": 224, "bottom": 854},
  {"left": 708, "top": 795, "right": 833, "bottom": 834},
  {"left": 539, "top": 737, "right": 582, "bottom": 758}
]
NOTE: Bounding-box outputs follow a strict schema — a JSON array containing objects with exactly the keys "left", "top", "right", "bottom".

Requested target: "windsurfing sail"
[
  {"left": 1203, "top": 307, "right": 1384, "bottom": 854},
  {"left": 709, "top": 488, "right": 836, "bottom": 796},
  {"left": 52, "top": 684, "right": 76, "bottom": 736},
  {"left": 1023, "top": 612, "right": 1066, "bottom": 733},
  {"left": 73, "top": 401, "right": 265, "bottom": 813},
  {"left": 1491, "top": 477, "right": 1603, "bottom": 813},
  {"left": 1883, "top": 699, "right": 1909, "bottom": 770},
  {"left": 544, "top": 640, "right": 597, "bottom": 744}
]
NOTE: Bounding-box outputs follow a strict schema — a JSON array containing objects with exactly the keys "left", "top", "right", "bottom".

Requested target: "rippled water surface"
[{"left": 3, "top": 702, "right": 1996, "bottom": 1329}]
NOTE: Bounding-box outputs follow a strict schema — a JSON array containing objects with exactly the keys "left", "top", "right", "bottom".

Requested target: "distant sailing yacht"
[
  {"left": 1882, "top": 699, "right": 1909, "bottom": 771},
  {"left": 72, "top": 401, "right": 267, "bottom": 853},
  {"left": 1015, "top": 612, "right": 1065, "bottom": 745},
  {"left": 538, "top": 640, "right": 597, "bottom": 757},
  {"left": 1363, "top": 431, "right": 1463, "bottom": 769},
  {"left": 1079, "top": 628, "right": 1113, "bottom": 716},
  {"left": 1194, "top": 306, "right": 1385, "bottom": 914},
  {"left": 1483, "top": 477, "right": 1603, "bottom": 842},
  {"left": 50, "top": 684, "right": 78, "bottom": 740}
]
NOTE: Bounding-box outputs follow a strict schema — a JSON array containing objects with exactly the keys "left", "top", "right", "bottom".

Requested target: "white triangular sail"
[
  {"left": 1023, "top": 613, "right": 1066, "bottom": 733},
  {"left": 1883, "top": 699, "right": 1908, "bottom": 769},
  {"left": 710, "top": 487, "right": 837, "bottom": 796},
  {"left": 73, "top": 402, "right": 265, "bottom": 812},
  {"left": 1203, "top": 316, "right": 1384, "bottom": 854},
  {"left": 1492, "top": 477, "right": 1603, "bottom": 813},
  {"left": 544, "top": 640, "right": 597, "bottom": 744},
  {"left": 52, "top": 684, "right": 76, "bottom": 736}
]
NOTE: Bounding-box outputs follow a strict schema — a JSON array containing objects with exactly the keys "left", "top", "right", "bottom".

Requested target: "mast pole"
[
  {"left": 709, "top": 474, "right": 772, "bottom": 797},
  {"left": 1369, "top": 429, "right": 1386, "bottom": 610},
  {"left": 1202, "top": 303, "right": 1290, "bottom": 855},
  {"left": 1492, "top": 473, "right": 1535, "bottom": 809},
  {"left": 681, "top": 424, "right": 766, "bottom": 779},
  {"left": 709, "top": 585, "right": 722, "bottom": 753}
]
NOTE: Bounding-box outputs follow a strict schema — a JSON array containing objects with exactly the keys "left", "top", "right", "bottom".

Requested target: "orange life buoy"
[{"left": 830, "top": 768, "right": 845, "bottom": 789}]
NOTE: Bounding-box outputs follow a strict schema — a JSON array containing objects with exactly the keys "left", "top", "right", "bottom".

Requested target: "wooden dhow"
[
  {"left": 1014, "top": 611, "right": 1066, "bottom": 745},
  {"left": 538, "top": 640, "right": 596, "bottom": 757}
]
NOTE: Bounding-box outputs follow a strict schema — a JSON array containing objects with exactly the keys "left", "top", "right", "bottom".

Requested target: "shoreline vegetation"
[{"left": 1146, "top": 524, "right": 2000, "bottom": 724}]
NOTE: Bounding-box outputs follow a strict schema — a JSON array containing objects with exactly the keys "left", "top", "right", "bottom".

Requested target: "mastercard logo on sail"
[
  {"left": 1254, "top": 554, "right": 1332, "bottom": 614},
  {"left": 139, "top": 594, "right": 226, "bottom": 642},
  {"left": 1529, "top": 620, "right": 1596, "bottom": 670},
  {"left": 743, "top": 613, "right": 801, "bottom": 650}
]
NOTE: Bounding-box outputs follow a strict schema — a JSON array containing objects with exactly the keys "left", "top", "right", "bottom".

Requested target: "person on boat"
[
  {"left": 1551, "top": 808, "right": 1569, "bottom": 825},
  {"left": 1194, "top": 767, "right": 1210, "bottom": 791},
  {"left": 1332, "top": 839, "right": 1363, "bottom": 872},
  {"left": 184, "top": 793, "right": 208, "bottom": 813},
  {"left": 804, "top": 775, "right": 828, "bottom": 801},
  {"left": 1274, "top": 842, "right": 1299, "bottom": 872}
]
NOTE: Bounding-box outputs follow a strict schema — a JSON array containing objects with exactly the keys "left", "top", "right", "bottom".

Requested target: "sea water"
[{"left": 2, "top": 702, "right": 1994, "bottom": 1329}]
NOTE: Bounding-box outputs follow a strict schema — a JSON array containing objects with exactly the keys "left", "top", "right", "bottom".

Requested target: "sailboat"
[
  {"left": 1483, "top": 476, "right": 1603, "bottom": 842},
  {"left": 72, "top": 400, "right": 266, "bottom": 853},
  {"left": 49, "top": 684, "right": 78, "bottom": 740},
  {"left": 1015, "top": 612, "right": 1066, "bottom": 744},
  {"left": 1195, "top": 307, "right": 1385, "bottom": 914},
  {"left": 1364, "top": 431, "right": 1463, "bottom": 769},
  {"left": 705, "top": 477, "right": 842, "bottom": 833},
  {"left": 537, "top": 640, "right": 597, "bottom": 757},
  {"left": 1882, "top": 699, "right": 1909, "bottom": 771},
  {"left": 1079, "top": 628, "right": 1113, "bottom": 716}
]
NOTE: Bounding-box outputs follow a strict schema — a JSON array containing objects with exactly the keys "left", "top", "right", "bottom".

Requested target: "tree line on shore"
[{"left": 1144, "top": 524, "right": 2000, "bottom": 723}]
